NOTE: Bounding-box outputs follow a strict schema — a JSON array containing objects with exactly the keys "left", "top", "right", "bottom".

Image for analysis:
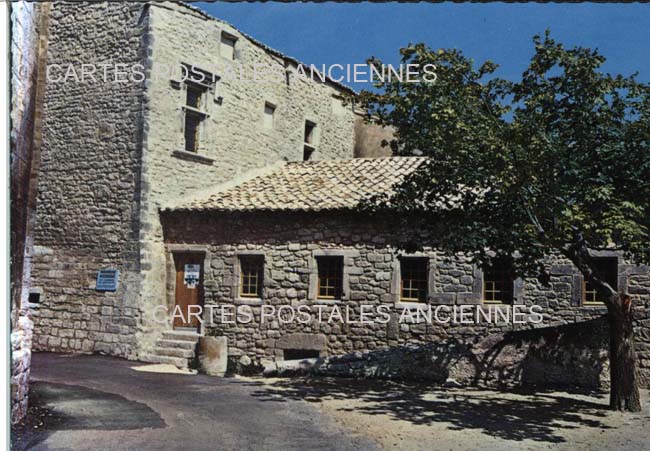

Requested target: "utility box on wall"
[{"left": 96, "top": 269, "right": 119, "bottom": 292}]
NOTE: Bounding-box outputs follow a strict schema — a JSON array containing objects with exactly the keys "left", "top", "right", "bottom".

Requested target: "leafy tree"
[{"left": 357, "top": 31, "right": 650, "bottom": 411}]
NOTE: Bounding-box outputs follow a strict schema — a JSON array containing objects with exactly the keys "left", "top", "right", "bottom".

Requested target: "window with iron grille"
[
  {"left": 317, "top": 256, "right": 343, "bottom": 299},
  {"left": 239, "top": 255, "right": 264, "bottom": 298},
  {"left": 483, "top": 258, "right": 515, "bottom": 304},
  {"left": 583, "top": 257, "right": 618, "bottom": 305},
  {"left": 400, "top": 257, "right": 428, "bottom": 302}
]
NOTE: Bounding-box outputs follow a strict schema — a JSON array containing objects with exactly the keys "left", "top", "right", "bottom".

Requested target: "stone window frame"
[
  {"left": 391, "top": 252, "right": 437, "bottom": 308},
  {"left": 170, "top": 63, "right": 218, "bottom": 165},
  {"left": 566, "top": 250, "right": 629, "bottom": 310},
  {"left": 220, "top": 31, "right": 238, "bottom": 61},
  {"left": 582, "top": 256, "right": 619, "bottom": 306},
  {"left": 231, "top": 250, "right": 268, "bottom": 306},
  {"left": 262, "top": 101, "right": 276, "bottom": 130},
  {"left": 302, "top": 118, "right": 319, "bottom": 161},
  {"left": 27, "top": 287, "right": 44, "bottom": 308},
  {"left": 307, "top": 249, "right": 359, "bottom": 303},
  {"left": 480, "top": 258, "right": 524, "bottom": 306},
  {"left": 398, "top": 256, "right": 430, "bottom": 303},
  {"left": 454, "top": 265, "right": 525, "bottom": 306}
]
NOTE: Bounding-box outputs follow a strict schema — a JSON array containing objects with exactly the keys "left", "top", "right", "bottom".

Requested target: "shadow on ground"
[
  {"left": 12, "top": 381, "right": 165, "bottom": 451},
  {"left": 246, "top": 377, "right": 612, "bottom": 444}
]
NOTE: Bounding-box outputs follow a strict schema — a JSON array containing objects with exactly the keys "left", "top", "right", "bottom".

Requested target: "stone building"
[
  {"left": 29, "top": 1, "right": 388, "bottom": 362},
  {"left": 161, "top": 157, "right": 650, "bottom": 388},
  {"left": 28, "top": 1, "right": 650, "bottom": 390}
]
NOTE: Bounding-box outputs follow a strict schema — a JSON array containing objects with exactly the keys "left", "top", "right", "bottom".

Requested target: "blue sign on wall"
[{"left": 96, "top": 269, "right": 119, "bottom": 292}]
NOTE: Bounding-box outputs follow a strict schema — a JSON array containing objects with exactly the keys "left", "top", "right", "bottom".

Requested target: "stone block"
[
  {"left": 275, "top": 333, "right": 327, "bottom": 351},
  {"left": 198, "top": 336, "right": 228, "bottom": 377}
]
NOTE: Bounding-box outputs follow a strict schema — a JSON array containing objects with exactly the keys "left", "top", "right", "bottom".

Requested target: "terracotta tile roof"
[{"left": 168, "top": 157, "right": 428, "bottom": 212}]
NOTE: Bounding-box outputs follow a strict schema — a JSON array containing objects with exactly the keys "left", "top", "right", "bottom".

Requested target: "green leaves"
[{"left": 358, "top": 32, "right": 650, "bottom": 277}]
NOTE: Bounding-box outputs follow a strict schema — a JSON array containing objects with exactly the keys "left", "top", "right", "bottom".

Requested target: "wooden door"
[{"left": 173, "top": 253, "right": 204, "bottom": 329}]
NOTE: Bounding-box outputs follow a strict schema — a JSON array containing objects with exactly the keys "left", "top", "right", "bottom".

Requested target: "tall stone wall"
[
  {"left": 29, "top": 1, "right": 366, "bottom": 359},
  {"left": 161, "top": 211, "right": 650, "bottom": 388},
  {"left": 30, "top": 2, "right": 148, "bottom": 359},
  {"left": 137, "top": 2, "right": 360, "bottom": 354},
  {"left": 10, "top": 0, "right": 46, "bottom": 424}
]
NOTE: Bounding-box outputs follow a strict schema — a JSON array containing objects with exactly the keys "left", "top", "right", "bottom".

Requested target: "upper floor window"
[
  {"left": 186, "top": 84, "right": 204, "bottom": 109},
  {"left": 483, "top": 257, "right": 515, "bottom": 304},
  {"left": 239, "top": 255, "right": 264, "bottom": 298},
  {"left": 316, "top": 256, "right": 343, "bottom": 300},
  {"left": 184, "top": 111, "right": 202, "bottom": 153},
  {"left": 584, "top": 257, "right": 618, "bottom": 305},
  {"left": 303, "top": 120, "right": 317, "bottom": 160},
  {"left": 182, "top": 82, "right": 210, "bottom": 153},
  {"left": 221, "top": 33, "right": 237, "bottom": 61},
  {"left": 400, "top": 257, "right": 428, "bottom": 302},
  {"left": 263, "top": 102, "right": 276, "bottom": 129}
]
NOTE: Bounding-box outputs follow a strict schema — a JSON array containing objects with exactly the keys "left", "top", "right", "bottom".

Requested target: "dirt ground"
[{"left": 254, "top": 377, "right": 650, "bottom": 450}]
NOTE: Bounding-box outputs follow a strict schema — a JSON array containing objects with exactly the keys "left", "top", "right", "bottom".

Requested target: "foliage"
[{"left": 358, "top": 31, "right": 650, "bottom": 289}]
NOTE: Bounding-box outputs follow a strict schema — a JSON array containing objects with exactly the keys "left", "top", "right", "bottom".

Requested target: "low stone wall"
[
  {"left": 309, "top": 318, "right": 611, "bottom": 389},
  {"left": 262, "top": 315, "right": 650, "bottom": 391}
]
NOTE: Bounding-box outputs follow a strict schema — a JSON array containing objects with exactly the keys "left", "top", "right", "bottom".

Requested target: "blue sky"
[{"left": 196, "top": 2, "right": 650, "bottom": 91}]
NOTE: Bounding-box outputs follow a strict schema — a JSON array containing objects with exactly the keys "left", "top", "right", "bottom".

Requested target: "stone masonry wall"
[
  {"left": 10, "top": 0, "right": 44, "bottom": 424},
  {"left": 162, "top": 211, "right": 650, "bottom": 389},
  {"left": 30, "top": 2, "right": 148, "bottom": 359},
  {"left": 30, "top": 1, "right": 365, "bottom": 359},
  {"left": 137, "top": 2, "right": 359, "bottom": 355}
]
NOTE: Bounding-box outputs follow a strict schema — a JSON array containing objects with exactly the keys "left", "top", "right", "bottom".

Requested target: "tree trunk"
[{"left": 608, "top": 296, "right": 642, "bottom": 412}]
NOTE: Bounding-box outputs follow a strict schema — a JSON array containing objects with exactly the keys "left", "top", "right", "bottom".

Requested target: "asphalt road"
[{"left": 16, "top": 353, "right": 377, "bottom": 451}]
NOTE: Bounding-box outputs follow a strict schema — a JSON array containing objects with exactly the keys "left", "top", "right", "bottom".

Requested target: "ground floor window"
[
  {"left": 239, "top": 255, "right": 264, "bottom": 298},
  {"left": 483, "top": 257, "right": 515, "bottom": 304},
  {"left": 316, "top": 256, "right": 343, "bottom": 299},
  {"left": 583, "top": 257, "right": 618, "bottom": 305},
  {"left": 400, "top": 257, "right": 428, "bottom": 302}
]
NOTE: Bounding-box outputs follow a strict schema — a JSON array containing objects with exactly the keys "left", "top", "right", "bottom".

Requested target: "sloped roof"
[{"left": 167, "top": 157, "right": 428, "bottom": 213}]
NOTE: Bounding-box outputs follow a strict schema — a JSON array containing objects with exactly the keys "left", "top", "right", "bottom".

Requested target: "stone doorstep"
[
  {"left": 154, "top": 346, "right": 195, "bottom": 359},
  {"left": 156, "top": 338, "right": 198, "bottom": 350},
  {"left": 139, "top": 353, "right": 190, "bottom": 369},
  {"left": 162, "top": 330, "right": 202, "bottom": 342}
]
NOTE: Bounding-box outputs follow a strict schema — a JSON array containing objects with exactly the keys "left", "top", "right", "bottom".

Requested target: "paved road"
[{"left": 18, "top": 353, "right": 377, "bottom": 451}]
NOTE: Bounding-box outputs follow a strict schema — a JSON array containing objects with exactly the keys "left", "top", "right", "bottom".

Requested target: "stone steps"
[
  {"left": 162, "top": 330, "right": 201, "bottom": 342},
  {"left": 156, "top": 347, "right": 195, "bottom": 359},
  {"left": 146, "top": 330, "right": 201, "bottom": 369},
  {"left": 157, "top": 339, "right": 197, "bottom": 350},
  {"left": 139, "top": 354, "right": 189, "bottom": 368}
]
